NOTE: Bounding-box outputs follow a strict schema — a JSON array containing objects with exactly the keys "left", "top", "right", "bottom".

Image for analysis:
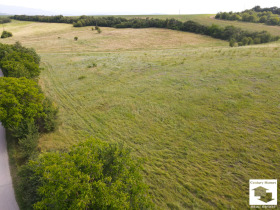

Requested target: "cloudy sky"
[{"left": 0, "top": 0, "right": 279, "bottom": 15}]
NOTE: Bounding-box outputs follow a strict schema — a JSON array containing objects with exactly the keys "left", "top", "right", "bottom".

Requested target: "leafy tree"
[
  {"left": 18, "top": 121, "right": 39, "bottom": 160},
  {"left": 0, "top": 77, "right": 44, "bottom": 130},
  {"left": 1, "top": 30, "right": 13, "bottom": 38},
  {"left": 0, "top": 17, "right": 11, "bottom": 24},
  {"left": 19, "top": 139, "right": 154, "bottom": 209},
  {"left": 229, "top": 38, "right": 236, "bottom": 47},
  {"left": 0, "top": 51, "right": 40, "bottom": 78},
  {"left": 37, "top": 97, "right": 59, "bottom": 133},
  {"left": 242, "top": 37, "right": 249, "bottom": 45}
]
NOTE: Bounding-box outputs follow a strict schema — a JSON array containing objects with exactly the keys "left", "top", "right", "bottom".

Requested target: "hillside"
[{"left": 1, "top": 19, "right": 280, "bottom": 209}]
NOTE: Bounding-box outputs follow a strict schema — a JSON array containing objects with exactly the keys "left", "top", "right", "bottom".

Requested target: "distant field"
[
  {"left": 1, "top": 20, "right": 280, "bottom": 209},
  {"left": 2, "top": 20, "right": 227, "bottom": 53}
]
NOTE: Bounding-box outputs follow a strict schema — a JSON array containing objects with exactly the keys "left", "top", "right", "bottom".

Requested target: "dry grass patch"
[{"left": 1, "top": 20, "right": 226, "bottom": 53}]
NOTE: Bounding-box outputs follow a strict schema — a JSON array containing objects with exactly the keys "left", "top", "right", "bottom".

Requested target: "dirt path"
[{"left": 0, "top": 69, "right": 19, "bottom": 210}]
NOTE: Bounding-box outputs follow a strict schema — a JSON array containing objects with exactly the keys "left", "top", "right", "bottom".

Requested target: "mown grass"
[{"left": 1, "top": 20, "right": 280, "bottom": 209}]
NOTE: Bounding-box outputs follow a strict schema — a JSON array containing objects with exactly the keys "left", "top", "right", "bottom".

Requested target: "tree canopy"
[
  {"left": 0, "top": 77, "right": 44, "bottom": 129},
  {"left": 19, "top": 139, "right": 153, "bottom": 209}
]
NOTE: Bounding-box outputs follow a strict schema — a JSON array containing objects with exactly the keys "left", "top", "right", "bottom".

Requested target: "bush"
[
  {"left": 18, "top": 121, "right": 39, "bottom": 161},
  {"left": 78, "top": 75, "right": 86, "bottom": 80},
  {"left": 37, "top": 97, "right": 59, "bottom": 133},
  {"left": 0, "top": 51, "right": 40, "bottom": 78},
  {"left": 229, "top": 38, "right": 236, "bottom": 47},
  {"left": 0, "top": 77, "right": 44, "bottom": 130},
  {"left": 19, "top": 139, "right": 154, "bottom": 209},
  {"left": 74, "top": 36, "right": 78, "bottom": 41},
  {"left": 87, "top": 62, "right": 97, "bottom": 68},
  {"left": 1, "top": 30, "right": 13, "bottom": 38}
]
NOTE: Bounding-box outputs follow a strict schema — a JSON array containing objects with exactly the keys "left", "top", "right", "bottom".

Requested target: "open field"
[{"left": 1, "top": 20, "right": 280, "bottom": 209}]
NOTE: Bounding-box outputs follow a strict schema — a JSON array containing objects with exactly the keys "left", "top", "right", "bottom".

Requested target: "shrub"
[
  {"left": 19, "top": 139, "right": 154, "bottom": 209},
  {"left": 37, "top": 97, "right": 59, "bottom": 133},
  {"left": 242, "top": 37, "right": 249, "bottom": 45},
  {"left": 78, "top": 75, "right": 86, "bottom": 80},
  {"left": 74, "top": 36, "right": 78, "bottom": 41},
  {"left": 18, "top": 121, "right": 39, "bottom": 161},
  {"left": 0, "top": 77, "right": 44, "bottom": 130},
  {"left": 87, "top": 62, "right": 97, "bottom": 68},
  {"left": 229, "top": 38, "right": 236, "bottom": 47},
  {"left": 1, "top": 30, "right": 13, "bottom": 38},
  {"left": 0, "top": 51, "right": 40, "bottom": 78}
]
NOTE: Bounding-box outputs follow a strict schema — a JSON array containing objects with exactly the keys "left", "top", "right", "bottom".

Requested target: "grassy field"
[{"left": 1, "top": 19, "right": 280, "bottom": 209}]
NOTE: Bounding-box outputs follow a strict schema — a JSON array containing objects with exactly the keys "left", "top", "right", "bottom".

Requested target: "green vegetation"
[
  {"left": 1, "top": 19, "right": 280, "bottom": 209},
  {"left": 216, "top": 6, "right": 280, "bottom": 26},
  {"left": 11, "top": 15, "right": 280, "bottom": 45},
  {"left": 0, "top": 77, "right": 44, "bottom": 129},
  {"left": 0, "top": 17, "right": 11, "bottom": 24},
  {"left": 19, "top": 139, "right": 153, "bottom": 209},
  {"left": 1, "top": 30, "right": 13, "bottom": 38},
  {"left": 0, "top": 42, "right": 40, "bottom": 78},
  {"left": 0, "top": 42, "right": 58, "bottom": 164}
]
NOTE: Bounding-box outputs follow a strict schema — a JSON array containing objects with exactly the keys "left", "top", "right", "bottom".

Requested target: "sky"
[{"left": 0, "top": 0, "right": 280, "bottom": 15}]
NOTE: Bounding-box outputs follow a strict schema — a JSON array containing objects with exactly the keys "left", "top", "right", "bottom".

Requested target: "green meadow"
[{"left": 1, "top": 16, "right": 280, "bottom": 209}]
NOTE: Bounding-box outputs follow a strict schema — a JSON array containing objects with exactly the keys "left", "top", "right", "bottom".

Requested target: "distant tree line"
[
  {"left": 0, "top": 42, "right": 58, "bottom": 161},
  {"left": 215, "top": 6, "right": 280, "bottom": 26},
  {"left": 0, "top": 17, "right": 11, "bottom": 24},
  {"left": 12, "top": 15, "right": 77, "bottom": 24},
  {"left": 11, "top": 15, "right": 280, "bottom": 46}
]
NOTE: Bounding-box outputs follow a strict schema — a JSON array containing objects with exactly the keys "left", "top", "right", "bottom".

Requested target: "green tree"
[
  {"left": 37, "top": 97, "right": 59, "bottom": 133},
  {"left": 0, "top": 51, "right": 40, "bottom": 78},
  {"left": 242, "top": 37, "right": 249, "bottom": 45},
  {"left": 229, "top": 38, "right": 236, "bottom": 47},
  {"left": 1, "top": 30, "right": 13, "bottom": 38},
  {"left": 0, "top": 77, "right": 44, "bottom": 130},
  {"left": 19, "top": 139, "right": 154, "bottom": 210}
]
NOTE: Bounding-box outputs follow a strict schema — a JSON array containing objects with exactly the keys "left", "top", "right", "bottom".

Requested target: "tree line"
[
  {"left": 0, "top": 42, "right": 153, "bottom": 209},
  {"left": 215, "top": 6, "right": 280, "bottom": 26},
  {"left": 0, "top": 17, "right": 11, "bottom": 24},
  {"left": 11, "top": 15, "right": 280, "bottom": 46},
  {"left": 0, "top": 42, "right": 58, "bottom": 160}
]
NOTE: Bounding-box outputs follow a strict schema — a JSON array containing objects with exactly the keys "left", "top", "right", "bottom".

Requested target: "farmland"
[{"left": 1, "top": 16, "right": 280, "bottom": 209}]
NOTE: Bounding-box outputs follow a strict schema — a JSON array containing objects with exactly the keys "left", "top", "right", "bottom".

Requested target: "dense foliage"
[
  {"left": 0, "top": 17, "right": 11, "bottom": 24},
  {"left": 12, "top": 15, "right": 77, "bottom": 24},
  {"left": 19, "top": 139, "right": 153, "bottom": 209},
  {"left": 0, "top": 42, "right": 41, "bottom": 78},
  {"left": 0, "top": 77, "right": 44, "bottom": 129},
  {"left": 11, "top": 15, "right": 280, "bottom": 46},
  {"left": 0, "top": 42, "right": 58, "bottom": 160},
  {"left": 1, "top": 30, "right": 13, "bottom": 38},
  {"left": 216, "top": 6, "right": 280, "bottom": 26}
]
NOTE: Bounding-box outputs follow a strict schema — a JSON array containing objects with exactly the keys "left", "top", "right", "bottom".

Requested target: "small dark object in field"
[
  {"left": 78, "top": 76, "right": 86, "bottom": 80},
  {"left": 87, "top": 62, "right": 97, "bottom": 68},
  {"left": 74, "top": 36, "right": 78, "bottom": 41}
]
